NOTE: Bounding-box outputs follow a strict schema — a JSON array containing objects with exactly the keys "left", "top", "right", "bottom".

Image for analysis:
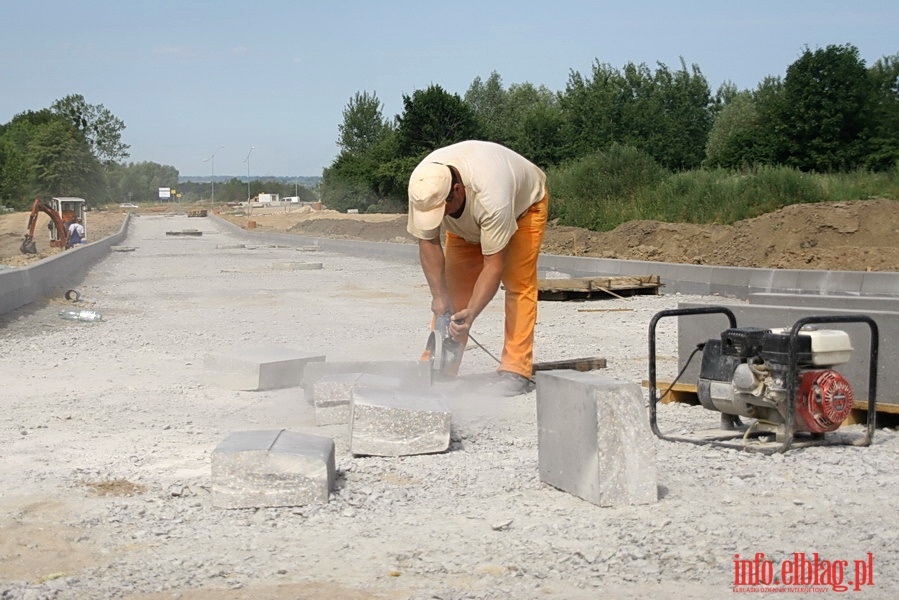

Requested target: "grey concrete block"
[
  {"left": 211, "top": 429, "right": 335, "bottom": 509},
  {"left": 204, "top": 345, "right": 325, "bottom": 391},
  {"left": 302, "top": 360, "right": 431, "bottom": 395},
  {"left": 535, "top": 370, "right": 658, "bottom": 507},
  {"left": 349, "top": 388, "right": 451, "bottom": 456},
  {"left": 312, "top": 372, "right": 402, "bottom": 426},
  {"left": 271, "top": 261, "right": 323, "bottom": 271}
]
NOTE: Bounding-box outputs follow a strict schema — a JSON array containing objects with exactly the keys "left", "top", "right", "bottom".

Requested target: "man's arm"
[{"left": 418, "top": 237, "right": 453, "bottom": 317}]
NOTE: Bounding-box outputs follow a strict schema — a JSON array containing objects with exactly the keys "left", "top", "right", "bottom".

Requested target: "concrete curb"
[
  {"left": 0, "top": 214, "right": 131, "bottom": 316},
  {"left": 213, "top": 213, "right": 899, "bottom": 300}
]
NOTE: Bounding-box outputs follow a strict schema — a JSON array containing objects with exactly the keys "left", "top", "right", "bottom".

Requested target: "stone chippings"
[
  {"left": 211, "top": 429, "right": 335, "bottom": 509},
  {"left": 349, "top": 388, "right": 452, "bottom": 456},
  {"left": 536, "top": 370, "right": 657, "bottom": 507}
]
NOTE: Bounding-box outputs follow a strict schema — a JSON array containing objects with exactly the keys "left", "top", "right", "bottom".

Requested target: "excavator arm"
[{"left": 20, "top": 198, "right": 69, "bottom": 254}]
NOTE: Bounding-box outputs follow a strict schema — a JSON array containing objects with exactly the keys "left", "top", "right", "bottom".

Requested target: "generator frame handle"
[
  {"left": 647, "top": 306, "right": 737, "bottom": 438},
  {"left": 783, "top": 315, "right": 879, "bottom": 451}
]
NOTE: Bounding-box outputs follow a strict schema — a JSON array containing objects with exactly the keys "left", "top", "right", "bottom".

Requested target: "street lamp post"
[
  {"left": 243, "top": 146, "right": 255, "bottom": 203},
  {"left": 203, "top": 145, "right": 224, "bottom": 203}
]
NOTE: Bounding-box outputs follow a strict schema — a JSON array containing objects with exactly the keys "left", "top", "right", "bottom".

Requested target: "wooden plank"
[
  {"left": 853, "top": 399, "right": 899, "bottom": 414},
  {"left": 533, "top": 356, "right": 607, "bottom": 373},
  {"left": 537, "top": 275, "right": 660, "bottom": 294},
  {"left": 641, "top": 380, "right": 700, "bottom": 405},
  {"left": 537, "top": 275, "right": 661, "bottom": 301}
]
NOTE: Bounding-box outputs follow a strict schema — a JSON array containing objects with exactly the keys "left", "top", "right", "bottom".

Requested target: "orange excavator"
[{"left": 20, "top": 198, "right": 70, "bottom": 254}]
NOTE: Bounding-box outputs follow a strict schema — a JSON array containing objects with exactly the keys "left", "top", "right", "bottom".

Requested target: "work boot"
[{"left": 486, "top": 371, "right": 536, "bottom": 397}]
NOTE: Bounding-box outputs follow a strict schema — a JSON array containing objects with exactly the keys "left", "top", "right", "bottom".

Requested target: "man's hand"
[{"left": 449, "top": 309, "right": 473, "bottom": 339}]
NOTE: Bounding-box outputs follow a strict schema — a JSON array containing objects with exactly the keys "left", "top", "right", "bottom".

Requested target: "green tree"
[
  {"left": 559, "top": 61, "right": 621, "bottom": 159},
  {"left": 705, "top": 91, "right": 763, "bottom": 168},
  {"left": 648, "top": 60, "right": 713, "bottom": 170},
  {"left": 51, "top": 94, "right": 130, "bottom": 163},
  {"left": 107, "top": 161, "right": 180, "bottom": 203},
  {"left": 776, "top": 44, "right": 872, "bottom": 171},
  {"left": 559, "top": 59, "right": 713, "bottom": 169},
  {"left": 503, "top": 83, "right": 564, "bottom": 167},
  {"left": 395, "top": 85, "right": 484, "bottom": 157},
  {"left": 464, "top": 71, "right": 508, "bottom": 143},
  {"left": 0, "top": 110, "right": 65, "bottom": 206},
  {"left": 749, "top": 76, "right": 787, "bottom": 165},
  {"left": 865, "top": 54, "right": 899, "bottom": 170},
  {"left": 27, "top": 118, "right": 100, "bottom": 198},
  {"left": 338, "top": 91, "right": 393, "bottom": 155}
]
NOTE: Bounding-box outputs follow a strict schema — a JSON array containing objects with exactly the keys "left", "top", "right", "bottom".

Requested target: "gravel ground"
[{"left": 1, "top": 214, "right": 897, "bottom": 600}]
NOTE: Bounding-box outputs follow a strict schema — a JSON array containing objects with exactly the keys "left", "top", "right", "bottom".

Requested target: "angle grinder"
[{"left": 423, "top": 312, "right": 464, "bottom": 380}]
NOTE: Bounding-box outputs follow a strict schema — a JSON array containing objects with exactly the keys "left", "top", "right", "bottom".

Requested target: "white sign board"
[{"left": 159, "top": 187, "right": 171, "bottom": 200}]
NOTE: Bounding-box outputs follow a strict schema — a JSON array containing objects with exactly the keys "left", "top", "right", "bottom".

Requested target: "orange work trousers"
[{"left": 444, "top": 192, "right": 548, "bottom": 378}]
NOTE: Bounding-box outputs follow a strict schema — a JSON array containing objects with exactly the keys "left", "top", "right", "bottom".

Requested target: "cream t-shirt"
[{"left": 406, "top": 141, "right": 546, "bottom": 255}]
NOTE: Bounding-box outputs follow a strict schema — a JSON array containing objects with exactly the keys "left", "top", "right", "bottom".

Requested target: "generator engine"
[{"left": 697, "top": 326, "right": 855, "bottom": 435}]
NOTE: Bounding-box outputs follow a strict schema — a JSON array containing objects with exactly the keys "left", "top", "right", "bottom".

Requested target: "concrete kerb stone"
[
  {"left": 535, "top": 370, "right": 658, "bottom": 507},
  {"left": 204, "top": 345, "right": 325, "bottom": 391},
  {"left": 301, "top": 359, "right": 431, "bottom": 398},
  {"left": 312, "top": 372, "right": 403, "bottom": 426},
  {"left": 348, "top": 387, "right": 452, "bottom": 457},
  {"left": 211, "top": 429, "right": 336, "bottom": 509}
]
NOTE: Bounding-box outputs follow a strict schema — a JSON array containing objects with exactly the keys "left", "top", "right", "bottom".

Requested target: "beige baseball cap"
[{"left": 408, "top": 162, "right": 451, "bottom": 231}]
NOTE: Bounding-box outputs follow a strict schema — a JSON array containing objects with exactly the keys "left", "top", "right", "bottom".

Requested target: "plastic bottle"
[{"left": 58, "top": 309, "right": 103, "bottom": 322}]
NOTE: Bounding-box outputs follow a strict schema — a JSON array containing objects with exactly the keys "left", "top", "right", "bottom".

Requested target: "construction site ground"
[{"left": 1, "top": 201, "right": 898, "bottom": 599}]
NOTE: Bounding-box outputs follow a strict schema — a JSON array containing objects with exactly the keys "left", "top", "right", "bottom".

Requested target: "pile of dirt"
[{"left": 4, "top": 198, "right": 898, "bottom": 272}]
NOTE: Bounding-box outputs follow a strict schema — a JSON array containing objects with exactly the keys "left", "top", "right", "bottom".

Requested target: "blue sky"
[{"left": 1, "top": 0, "right": 896, "bottom": 178}]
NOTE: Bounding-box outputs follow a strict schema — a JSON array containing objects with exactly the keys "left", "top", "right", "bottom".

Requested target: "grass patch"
[{"left": 547, "top": 148, "right": 899, "bottom": 231}]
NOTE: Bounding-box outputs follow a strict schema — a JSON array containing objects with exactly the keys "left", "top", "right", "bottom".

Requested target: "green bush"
[{"left": 547, "top": 144, "right": 666, "bottom": 230}]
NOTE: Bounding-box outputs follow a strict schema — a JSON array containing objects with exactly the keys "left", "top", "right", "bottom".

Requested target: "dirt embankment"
[
  {"left": 215, "top": 198, "right": 899, "bottom": 272},
  {"left": 4, "top": 198, "right": 899, "bottom": 272}
]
